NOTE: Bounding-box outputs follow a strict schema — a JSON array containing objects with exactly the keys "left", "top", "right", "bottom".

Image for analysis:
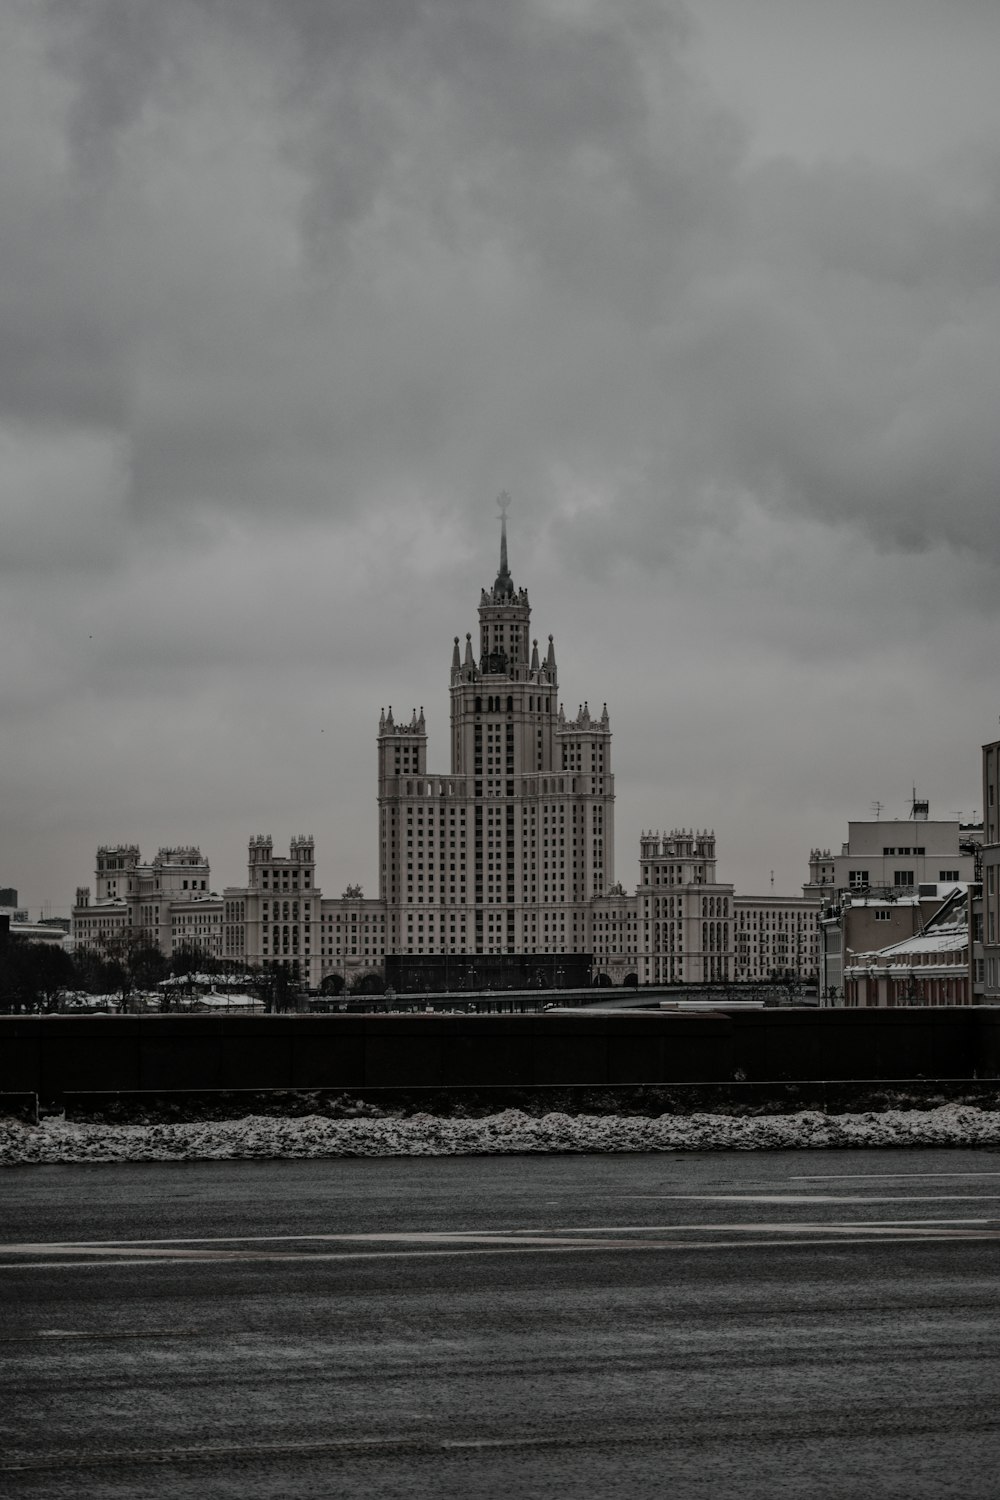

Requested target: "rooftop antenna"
[
  {"left": 870, "top": 800, "right": 883, "bottom": 819},
  {"left": 770, "top": 869, "right": 774, "bottom": 890}
]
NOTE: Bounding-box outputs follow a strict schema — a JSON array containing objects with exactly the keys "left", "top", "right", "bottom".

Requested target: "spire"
[
  {"left": 546, "top": 634, "right": 556, "bottom": 670},
  {"left": 531, "top": 638, "right": 540, "bottom": 671},
  {"left": 464, "top": 632, "right": 475, "bottom": 668},
  {"left": 494, "top": 491, "right": 513, "bottom": 598},
  {"left": 452, "top": 636, "right": 461, "bottom": 672}
]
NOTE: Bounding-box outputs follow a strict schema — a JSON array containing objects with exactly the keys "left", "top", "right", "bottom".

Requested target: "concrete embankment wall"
[{"left": 2, "top": 1009, "right": 1000, "bottom": 1104}]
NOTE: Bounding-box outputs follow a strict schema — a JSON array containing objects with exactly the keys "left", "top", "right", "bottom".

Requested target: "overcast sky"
[{"left": 4, "top": 0, "right": 1000, "bottom": 918}]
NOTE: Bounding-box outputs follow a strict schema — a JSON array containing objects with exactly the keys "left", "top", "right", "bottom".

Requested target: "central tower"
[
  {"left": 449, "top": 494, "right": 559, "bottom": 786},
  {"left": 379, "top": 497, "right": 613, "bottom": 967}
]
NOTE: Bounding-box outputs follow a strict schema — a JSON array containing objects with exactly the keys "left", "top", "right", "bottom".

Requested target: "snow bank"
[{"left": 3, "top": 1105, "right": 1000, "bottom": 1164}]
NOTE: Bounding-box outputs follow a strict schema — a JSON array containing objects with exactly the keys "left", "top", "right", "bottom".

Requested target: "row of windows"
[
  {"left": 849, "top": 870, "right": 961, "bottom": 888},
  {"left": 260, "top": 871, "right": 312, "bottom": 890},
  {"left": 473, "top": 695, "right": 552, "bottom": 714}
]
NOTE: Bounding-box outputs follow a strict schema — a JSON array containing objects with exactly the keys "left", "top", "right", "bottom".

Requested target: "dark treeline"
[
  {"left": 0, "top": 931, "right": 230, "bottom": 1013},
  {"left": 0, "top": 932, "right": 386, "bottom": 1014}
]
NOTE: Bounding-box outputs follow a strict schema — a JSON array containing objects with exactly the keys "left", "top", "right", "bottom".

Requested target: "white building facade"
[
  {"left": 72, "top": 845, "right": 223, "bottom": 960},
  {"left": 589, "top": 829, "right": 820, "bottom": 987},
  {"left": 374, "top": 510, "right": 614, "bottom": 964}
]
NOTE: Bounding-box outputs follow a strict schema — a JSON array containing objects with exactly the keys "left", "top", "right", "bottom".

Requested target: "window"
[
  {"left": 894, "top": 871, "right": 914, "bottom": 887},
  {"left": 938, "top": 871, "right": 959, "bottom": 883},
  {"left": 874, "top": 910, "right": 891, "bottom": 922},
  {"left": 848, "top": 870, "right": 869, "bottom": 889}
]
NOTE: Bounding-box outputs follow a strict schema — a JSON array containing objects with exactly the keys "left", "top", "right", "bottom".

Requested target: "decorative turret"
[{"left": 377, "top": 699, "right": 427, "bottom": 784}]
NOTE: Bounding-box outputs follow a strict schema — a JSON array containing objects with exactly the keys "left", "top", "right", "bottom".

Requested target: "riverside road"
[{"left": 2, "top": 1148, "right": 1000, "bottom": 1499}]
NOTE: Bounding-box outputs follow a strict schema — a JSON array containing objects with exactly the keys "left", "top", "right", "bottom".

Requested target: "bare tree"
[{"left": 91, "top": 928, "right": 164, "bottom": 1011}]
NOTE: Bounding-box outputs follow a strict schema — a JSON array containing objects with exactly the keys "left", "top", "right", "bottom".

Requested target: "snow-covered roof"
[
  {"left": 845, "top": 884, "right": 969, "bottom": 970},
  {"left": 874, "top": 926, "right": 967, "bottom": 959}
]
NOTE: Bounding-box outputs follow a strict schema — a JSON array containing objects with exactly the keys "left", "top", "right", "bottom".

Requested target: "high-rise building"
[{"left": 376, "top": 501, "right": 614, "bottom": 973}]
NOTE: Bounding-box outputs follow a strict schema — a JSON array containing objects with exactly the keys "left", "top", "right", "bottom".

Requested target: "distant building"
[
  {"left": 37, "top": 917, "right": 71, "bottom": 934},
  {"left": 69, "top": 515, "right": 819, "bottom": 990},
  {"left": 981, "top": 738, "right": 1000, "bottom": 998},
  {"left": 72, "top": 845, "right": 223, "bottom": 960},
  {"left": 843, "top": 886, "right": 971, "bottom": 1006},
  {"left": 0, "top": 887, "right": 17, "bottom": 907},
  {"left": 817, "top": 809, "right": 981, "bottom": 1001},
  {"left": 734, "top": 893, "right": 820, "bottom": 986},
  {"left": 803, "top": 849, "right": 835, "bottom": 902},
  {"left": 7, "top": 920, "right": 68, "bottom": 949},
  {"left": 590, "top": 829, "right": 820, "bottom": 987},
  {"left": 373, "top": 506, "right": 614, "bottom": 968},
  {"left": 828, "top": 813, "right": 978, "bottom": 899},
  {"left": 223, "top": 835, "right": 328, "bottom": 991}
]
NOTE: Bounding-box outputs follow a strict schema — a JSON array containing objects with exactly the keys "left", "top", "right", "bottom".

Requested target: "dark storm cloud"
[
  {"left": 20, "top": 0, "right": 997, "bottom": 566},
  {"left": 21, "top": 0, "right": 737, "bottom": 532}
]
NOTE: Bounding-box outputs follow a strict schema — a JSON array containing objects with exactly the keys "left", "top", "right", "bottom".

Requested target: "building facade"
[
  {"left": 588, "top": 829, "right": 820, "bottom": 987},
  {"left": 827, "top": 814, "right": 978, "bottom": 900},
  {"left": 981, "top": 738, "right": 1000, "bottom": 998},
  {"left": 817, "top": 810, "right": 981, "bottom": 1001},
  {"left": 374, "top": 513, "right": 614, "bottom": 963},
  {"left": 843, "top": 887, "right": 971, "bottom": 1006},
  {"left": 72, "top": 845, "right": 223, "bottom": 961}
]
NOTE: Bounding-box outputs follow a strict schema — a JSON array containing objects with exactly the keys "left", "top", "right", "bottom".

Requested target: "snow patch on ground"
[{"left": 3, "top": 1105, "right": 1000, "bottom": 1164}]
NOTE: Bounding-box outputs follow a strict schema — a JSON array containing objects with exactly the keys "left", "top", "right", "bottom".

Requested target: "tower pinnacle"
[{"left": 495, "top": 491, "right": 513, "bottom": 598}]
